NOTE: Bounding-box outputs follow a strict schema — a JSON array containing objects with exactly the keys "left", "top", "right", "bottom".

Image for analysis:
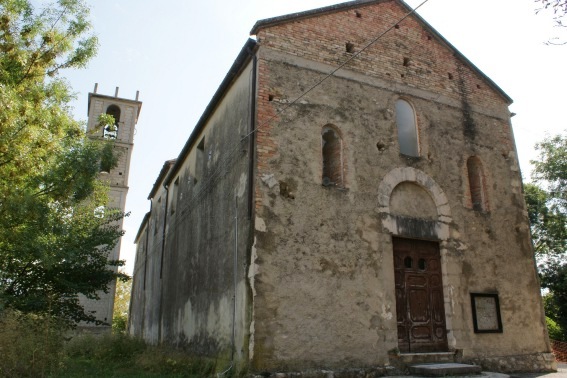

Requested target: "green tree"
[
  {"left": 0, "top": 0, "right": 127, "bottom": 326},
  {"left": 112, "top": 273, "right": 131, "bottom": 334},
  {"left": 524, "top": 183, "right": 567, "bottom": 257},
  {"left": 528, "top": 132, "right": 567, "bottom": 340}
]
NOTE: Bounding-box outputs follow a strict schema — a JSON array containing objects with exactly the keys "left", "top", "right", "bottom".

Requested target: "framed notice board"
[{"left": 470, "top": 293, "right": 503, "bottom": 333}]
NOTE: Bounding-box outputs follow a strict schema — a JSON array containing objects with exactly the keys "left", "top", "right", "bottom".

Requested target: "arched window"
[
  {"left": 467, "top": 156, "right": 488, "bottom": 211},
  {"left": 321, "top": 125, "right": 344, "bottom": 187},
  {"left": 395, "top": 99, "right": 419, "bottom": 157},
  {"left": 103, "top": 105, "right": 121, "bottom": 139}
]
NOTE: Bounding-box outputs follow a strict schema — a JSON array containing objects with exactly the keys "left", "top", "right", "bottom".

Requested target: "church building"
[{"left": 129, "top": 0, "right": 554, "bottom": 374}]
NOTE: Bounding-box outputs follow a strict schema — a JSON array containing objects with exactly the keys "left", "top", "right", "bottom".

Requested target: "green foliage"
[
  {"left": 532, "top": 133, "right": 567, "bottom": 209},
  {"left": 529, "top": 132, "right": 567, "bottom": 342},
  {"left": 112, "top": 276, "right": 130, "bottom": 334},
  {"left": 544, "top": 291, "right": 561, "bottom": 320},
  {"left": 547, "top": 316, "right": 564, "bottom": 341},
  {"left": 524, "top": 183, "right": 567, "bottom": 256},
  {"left": 134, "top": 347, "right": 216, "bottom": 376},
  {"left": 65, "top": 333, "right": 146, "bottom": 362},
  {"left": 0, "top": 309, "right": 66, "bottom": 378},
  {"left": 0, "top": 0, "right": 126, "bottom": 326},
  {"left": 540, "top": 263, "right": 567, "bottom": 339},
  {"left": 544, "top": 293, "right": 566, "bottom": 341},
  {"left": 58, "top": 334, "right": 217, "bottom": 377}
]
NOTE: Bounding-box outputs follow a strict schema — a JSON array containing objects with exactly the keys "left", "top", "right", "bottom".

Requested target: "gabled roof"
[{"left": 251, "top": 0, "right": 512, "bottom": 104}]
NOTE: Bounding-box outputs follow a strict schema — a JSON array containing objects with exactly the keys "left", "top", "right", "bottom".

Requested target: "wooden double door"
[{"left": 393, "top": 237, "right": 448, "bottom": 353}]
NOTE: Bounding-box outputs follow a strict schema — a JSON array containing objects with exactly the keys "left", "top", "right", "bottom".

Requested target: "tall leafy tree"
[
  {"left": 525, "top": 183, "right": 567, "bottom": 257},
  {"left": 528, "top": 132, "right": 567, "bottom": 340},
  {"left": 0, "top": 0, "right": 127, "bottom": 326}
]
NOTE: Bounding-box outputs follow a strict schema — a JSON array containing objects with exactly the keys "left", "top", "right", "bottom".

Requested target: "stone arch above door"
[{"left": 378, "top": 167, "right": 452, "bottom": 240}]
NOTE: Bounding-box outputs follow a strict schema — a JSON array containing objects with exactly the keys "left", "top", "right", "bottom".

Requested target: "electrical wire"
[
  {"left": 129, "top": 0, "right": 433, "bottom": 321},
  {"left": 242, "top": 0, "right": 430, "bottom": 141}
]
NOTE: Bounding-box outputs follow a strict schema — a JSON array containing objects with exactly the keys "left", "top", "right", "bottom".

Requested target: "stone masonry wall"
[{"left": 250, "top": 0, "right": 549, "bottom": 373}]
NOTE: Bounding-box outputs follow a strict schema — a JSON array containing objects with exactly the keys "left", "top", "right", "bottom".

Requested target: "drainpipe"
[
  {"left": 158, "top": 184, "right": 169, "bottom": 344},
  {"left": 140, "top": 202, "right": 152, "bottom": 339}
]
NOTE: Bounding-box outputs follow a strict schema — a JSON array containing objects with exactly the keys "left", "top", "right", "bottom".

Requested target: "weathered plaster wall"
[
  {"left": 129, "top": 224, "right": 147, "bottom": 336},
  {"left": 129, "top": 178, "right": 168, "bottom": 344},
  {"left": 250, "top": 0, "right": 548, "bottom": 372},
  {"left": 154, "top": 60, "right": 256, "bottom": 363}
]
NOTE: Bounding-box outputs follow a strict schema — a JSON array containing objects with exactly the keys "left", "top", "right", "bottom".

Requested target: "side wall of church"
[
  {"left": 249, "top": 0, "right": 550, "bottom": 372},
  {"left": 131, "top": 60, "right": 256, "bottom": 366}
]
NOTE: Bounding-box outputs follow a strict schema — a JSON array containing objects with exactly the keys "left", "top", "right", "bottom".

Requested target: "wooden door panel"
[
  {"left": 393, "top": 237, "right": 448, "bottom": 353},
  {"left": 412, "top": 325, "right": 432, "bottom": 339},
  {"left": 409, "top": 288, "right": 429, "bottom": 322}
]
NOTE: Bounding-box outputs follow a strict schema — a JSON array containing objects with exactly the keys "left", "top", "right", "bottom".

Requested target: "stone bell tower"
[{"left": 81, "top": 84, "right": 142, "bottom": 332}]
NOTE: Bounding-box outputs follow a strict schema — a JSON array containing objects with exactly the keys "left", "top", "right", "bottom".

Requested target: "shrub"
[
  {"left": 547, "top": 316, "right": 565, "bottom": 341},
  {"left": 65, "top": 333, "right": 146, "bottom": 362},
  {"left": 0, "top": 310, "right": 66, "bottom": 377}
]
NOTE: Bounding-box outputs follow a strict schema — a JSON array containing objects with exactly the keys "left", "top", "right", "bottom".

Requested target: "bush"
[
  {"left": 0, "top": 310, "right": 66, "bottom": 377},
  {"left": 112, "top": 313, "right": 128, "bottom": 334},
  {"left": 62, "top": 334, "right": 216, "bottom": 376},
  {"left": 65, "top": 333, "right": 146, "bottom": 362},
  {"left": 547, "top": 316, "right": 565, "bottom": 341}
]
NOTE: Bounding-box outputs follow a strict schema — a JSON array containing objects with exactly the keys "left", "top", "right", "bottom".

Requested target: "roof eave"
[
  {"left": 148, "top": 159, "right": 177, "bottom": 199},
  {"left": 251, "top": 0, "right": 383, "bottom": 35},
  {"left": 134, "top": 212, "right": 151, "bottom": 244}
]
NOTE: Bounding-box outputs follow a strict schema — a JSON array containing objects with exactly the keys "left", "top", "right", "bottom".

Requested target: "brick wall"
[
  {"left": 552, "top": 340, "right": 567, "bottom": 362},
  {"left": 253, "top": 0, "right": 514, "bottom": 210},
  {"left": 255, "top": 60, "right": 280, "bottom": 211},
  {"left": 255, "top": 1, "right": 507, "bottom": 114}
]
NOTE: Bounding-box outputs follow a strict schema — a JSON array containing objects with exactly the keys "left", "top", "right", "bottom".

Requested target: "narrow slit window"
[
  {"left": 321, "top": 126, "right": 344, "bottom": 187},
  {"left": 154, "top": 197, "right": 161, "bottom": 235},
  {"left": 395, "top": 99, "right": 419, "bottom": 157},
  {"left": 467, "top": 156, "right": 488, "bottom": 211}
]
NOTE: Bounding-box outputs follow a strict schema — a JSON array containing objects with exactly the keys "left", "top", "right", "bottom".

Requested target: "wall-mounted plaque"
[{"left": 470, "top": 293, "right": 503, "bottom": 333}]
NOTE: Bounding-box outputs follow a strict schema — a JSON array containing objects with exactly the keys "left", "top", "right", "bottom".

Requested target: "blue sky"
[{"left": 63, "top": 0, "right": 567, "bottom": 273}]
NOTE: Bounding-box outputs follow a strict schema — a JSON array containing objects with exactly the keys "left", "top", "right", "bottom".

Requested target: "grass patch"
[
  {"left": 54, "top": 334, "right": 217, "bottom": 377},
  {"left": 0, "top": 313, "right": 227, "bottom": 378}
]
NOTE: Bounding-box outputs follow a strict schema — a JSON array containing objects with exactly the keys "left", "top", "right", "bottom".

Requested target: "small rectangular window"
[
  {"left": 154, "top": 196, "right": 161, "bottom": 235},
  {"left": 195, "top": 137, "right": 205, "bottom": 181},
  {"left": 170, "top": 177, "right": 179, "bottom": 215}
]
